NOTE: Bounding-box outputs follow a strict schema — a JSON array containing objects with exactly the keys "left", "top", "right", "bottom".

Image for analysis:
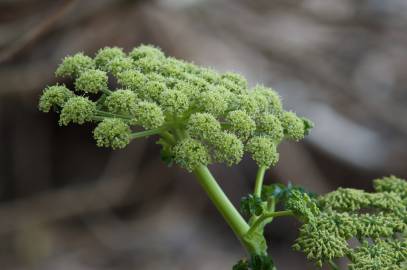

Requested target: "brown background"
[{"left": 0, "top": 0, "right": 406, "bottom": 269}]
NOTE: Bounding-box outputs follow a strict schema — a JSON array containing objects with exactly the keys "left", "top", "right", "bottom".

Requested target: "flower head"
[
  {"left": 40, "top": 44, "right": 313, "bottom": 170},
  {"left": 39, "top": 85, "right": 74, "bottom": 112},
  {"left": 59, "top": 96, "right": 96, "bottom": 126}
]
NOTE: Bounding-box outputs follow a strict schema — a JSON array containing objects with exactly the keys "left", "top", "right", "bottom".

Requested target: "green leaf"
[
  {"left": 157, "top": 139, "right": 173, "bottom": 166},
  {"left": 249, "top": 254, "right": 275, "bottom": 270},
  {"left": 240, "top": 194, "right": 263, "bottom": 216},
  {"left": 233, "top": 259, "right": 249, "bottom": 270},
  {"left": 301, "top": 117, "right": 314, "bottom": 136}
]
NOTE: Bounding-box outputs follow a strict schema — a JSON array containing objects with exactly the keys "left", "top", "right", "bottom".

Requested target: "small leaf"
[
  {"left": 233, "top": 259, "right": 249, "bottom": 270},
  {"left": 240, "top": 194, "right": 263, "bottom": 217},
  {"left": 249, "top": 254, "right": 275, "bottom": 270},
  {"left": 157, "top": 139, "right": 174, "bottom": 166}
]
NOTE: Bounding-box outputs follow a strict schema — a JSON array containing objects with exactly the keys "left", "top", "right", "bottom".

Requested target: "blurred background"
[{"left": 0, "top": 0, "right": 407, "bottom": 269}]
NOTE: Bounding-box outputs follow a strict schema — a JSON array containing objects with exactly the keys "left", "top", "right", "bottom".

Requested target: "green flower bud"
[
  {"left": 281, "top": 111, "right": 305, "bottom": 141},
  {"left": 105, "top": 89, "right": 137, "bottom": 115},
  {"left": 39, "top": 85, "right": 74, "bottom": 112},
  {"left": 212, "top": 132, "right": 244, "bottom": 166},
  {"left": 161, "top": 57, "right": 185, "bottom": 78},
  {"left": 173, "top": 138, "right": 210, "bottom": 172},
  {"left": 246, "top": 136, "right": 279, "bottom": 168},
  {"left": 145, "top": 73, "right": 167, "bottom": 84},
  {"left": 348, "top": 240, "right": 406, "bottom": 269},
  {"left": 196, "top": 90, "right": 228, "bottom": 116},
  {"left": 134, "top": 57, "right": 162, "bottom": 74},
  {"left": 108, "top": 57, "right": 134, "bottom": 76},
  {"left": 93, "top": 118, "right": 131, "bottom": 149},
  {"left": 185, "top": 74, "right": 211, "bottom": 92},
  {"left": 165, "top": 77, "right": 180, "bottom": 89},
  {"left": 173, "top": 81, "right": 199, "bottom": 102},
  {"left": 59, "top": 96, "right": 96, "bottom": 126},
  {"left": 285, "top": 190, "right": 320, "bottom": 222},
  {"left": 355, "top": 213, "right": 398, "bottom": 239},
  {"left": 74, "top": 69, "right": 108, "bottom": 94},
  {"left": 55, "top": 53, "right": 94, "bottom": 77},
  {"left": 186, "top": 113, "right": 221, "bottom": 142},
  {"left": 221, "top": 72, "right": 247, "bottom": 91},
  {"left": 160, "top": 90, "right": 189, "bottom": 115},
  {"left": 293, "top": 226, "right": 349, "bottom": 267},
  {"left": 252, "top": 85, "right": 283, "bottom": 115},
  {"left": 373, "top": 175, "right": 407, "bottom": 199},
  {"left": 232, "top": 94, "right": 259, "bottom": 117},
  {"left": 129, "top": 44, "right": 164, "bottom": 61},
  {"left": 319, "top": 188, "right": 370, "bottom": 211},
  {"left": 256, "top": 114, "right": 284, "bottom": 142},
  {"left": 94, "top": 47, "right": 125, "bottom": 70},
  {"left": 139, "top": 81, "right": 167, "bottom": 101},
  {"left": 200, "top": 68, "right": 220, "bottom": 84},
  {"left": 225, "top": 110, "right": 256, "bottom": 140},
  {"left": 116, "top": 70, "right": 145, "bottom": 91},
  {"left": 134, "top": 101, "right": 165, "bottom": 129}
]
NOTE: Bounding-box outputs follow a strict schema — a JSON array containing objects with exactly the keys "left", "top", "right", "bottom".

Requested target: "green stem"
[
  {"left": 328, "top": 260, "right": 339, "bottom": 270},
  {"left": 100, "top": 88, "right": 112, "bottom": 95},
  {"left": 91, "top": 116, "right": 106, "bottom": 122},
  {"left": 130, "top": 127, "right": 166, "bottom": 139},
  {"left": 96, "top": 110, "right": 132, "bottom": 120},
  {"left": 193, "top": 165, "right": 251, "bottom": 249},
  {"left": 247, "top": 210, "right": 294, "bottom": 235},
  {"left": 254, "top": 166, "right": 267, "bottom": 197},
  {"left": 160, "top": 131, "right": 176, "bottom": 145}
]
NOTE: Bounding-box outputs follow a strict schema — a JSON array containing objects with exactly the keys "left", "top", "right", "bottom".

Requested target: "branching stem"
[{"left": 247, "top": 210, "right": 294, "bottom": 236}]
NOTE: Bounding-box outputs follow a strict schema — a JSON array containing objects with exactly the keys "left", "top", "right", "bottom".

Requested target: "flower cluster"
[
  {"left": 292, "top": 176, "right": 407, "bottom": 268},
  {"left": 39, "top": 45, "right": 312, "bottom": 169}
]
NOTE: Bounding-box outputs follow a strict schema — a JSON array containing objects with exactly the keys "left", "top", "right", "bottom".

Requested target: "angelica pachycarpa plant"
[{"left": 39, "top": 45, "right": 407, "bottom": 270}]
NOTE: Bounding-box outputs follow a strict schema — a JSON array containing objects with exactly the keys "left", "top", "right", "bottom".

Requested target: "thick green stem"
[
  {"left": 193, "top": 165, "right": 251, "bottom": 249},
  {"left": 254, "top": 166, "right": 267, "bottom": 197}
]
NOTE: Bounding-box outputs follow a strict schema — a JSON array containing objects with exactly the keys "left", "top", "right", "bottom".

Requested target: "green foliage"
[
  {"left": 240, "top": 194, "right": 263, "bottom": 217},
  {"left": 233, "top": 255, "right": 274, "bottom": 270}
]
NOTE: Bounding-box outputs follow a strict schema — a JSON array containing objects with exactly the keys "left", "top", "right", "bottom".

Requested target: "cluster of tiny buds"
[
  {"left": 39, "top": 44, "right": 313, "bottom": 171},
  {"left": 289, "top": 175, "right": 407, "bottom": 269}
]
